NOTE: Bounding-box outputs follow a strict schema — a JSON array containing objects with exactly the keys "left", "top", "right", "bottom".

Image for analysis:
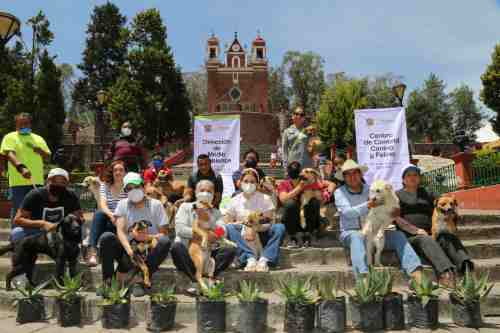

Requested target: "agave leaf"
[
  {"left": 421, "top": 295, "right": 430, "bottom": 307},
  {"left": 32, "top": 279, "right": 52, "bottom": 296}
]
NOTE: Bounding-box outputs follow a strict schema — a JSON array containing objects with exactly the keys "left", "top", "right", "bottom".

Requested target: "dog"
[
  {"left": 189, "top": 202, "right": 235, "bottom": 290},
  {"left": 361, "top": 180, "right": 400, "bottom": 267},
  {"left": 259, "top": 176, "right": 278, "bottom": 207},
  {"left": 305, "top": 126, "right": 323, "bottom": 158},
  {"left": 241, "top": 212, "right": 269, "bottom": 263},
  {"left": 153, "top": 169, "right": 185, "bottom": 205},
  {"left": 145, "top": 184, "right": 176, "bottom": 235},
  {"left": 298, "top": 168, "right": 323, "bottom": 230},
  {"left": 128, "top": 220, "right": 158, "bottom": 288},
  {"left": 0, "top": 214, "right": 82, "bottom": 290},
  {"left": 432, "top": 196, "right": 458, "bottom": 239},
  {"left": 82, "top": 176, "right": 102, "bottom": 203}
]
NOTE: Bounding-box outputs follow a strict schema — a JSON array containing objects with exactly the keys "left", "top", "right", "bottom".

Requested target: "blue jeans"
[
  {"left": 10, "top": 226, "right": 42, "bottom": 243},
  {"left": 342, "top": 230, "right": 422, "bottom": 276},
  {"left": 10, "top": 185, "right": 34, "bottom": 228},
  {"left": 225, "top": 223, "right": 286, "bottom": 266},
  {"left": 89, "top": 210, "right": 116, "bottom": 249}
]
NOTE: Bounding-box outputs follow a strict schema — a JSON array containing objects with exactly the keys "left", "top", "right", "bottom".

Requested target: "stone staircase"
[{"left": 0, "top": 212, "right": 500, "bottom": 330}]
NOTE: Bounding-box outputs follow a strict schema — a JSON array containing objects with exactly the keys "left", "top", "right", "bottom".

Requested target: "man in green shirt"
[{"left": 0, "top": 113, "right": 51, "bottom": 227}]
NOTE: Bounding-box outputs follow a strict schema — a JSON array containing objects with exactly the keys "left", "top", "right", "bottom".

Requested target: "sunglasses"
[{"left": 293, "top": 113, "right": 305, "bottom": 117}]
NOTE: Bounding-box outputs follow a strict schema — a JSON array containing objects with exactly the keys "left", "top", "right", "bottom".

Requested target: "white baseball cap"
[
  {"left": 47, "top": 168, "right": 69, "bottom": 181},
  {"left": 123, "top": 172, "right": 143, "bottom": 188}
]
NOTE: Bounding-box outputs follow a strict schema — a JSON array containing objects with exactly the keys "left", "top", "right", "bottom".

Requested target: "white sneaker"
[
  {"left": 244, "top": 258, "right": 257, "bottom": 272},
  {"left": 255, "top": 258, "right": 269, "bottom": 272}
]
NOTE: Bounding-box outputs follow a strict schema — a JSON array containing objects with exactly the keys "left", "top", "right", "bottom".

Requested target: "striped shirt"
[{"left": 99, "top": 183, "right": 127, "bottom": 211}]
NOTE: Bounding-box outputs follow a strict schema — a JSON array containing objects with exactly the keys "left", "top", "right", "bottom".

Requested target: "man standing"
[
  {"left": 282, "top": 107, "right": 313, "bottom": 169},
  {"left": 180, "top": 154, "right": 224, "bottom": 208},
  {"left": 0, "top": 113, "right": 51, "bottom": 227},
  {"left": 99, "top": 172, "right": 171, "bottom": 297},
  {"left": 106, "top": 121, "right": 146, "bottom": 172}
]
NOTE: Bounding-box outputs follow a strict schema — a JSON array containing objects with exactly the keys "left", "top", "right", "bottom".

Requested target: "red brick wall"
[{"left": 448, "top": 184, "right": 500, "bottom": 210}]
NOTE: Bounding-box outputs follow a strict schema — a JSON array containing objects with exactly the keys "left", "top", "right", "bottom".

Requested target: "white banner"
[
  {"left": 193, "top": 115, "right": 240, "bottom": 197},
  {"left": 354, "top": 107, "right": 409, "bottom": 190}
]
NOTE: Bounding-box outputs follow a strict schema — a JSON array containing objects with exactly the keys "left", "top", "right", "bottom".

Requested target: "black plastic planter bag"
[
  {"left": 284, "top": 302, "right": 315, "bottom": 333},
  {"left": 316, "top": 297, "right": 346, "bottom": 333},
  {"left": 17, "top": 296, "right": 45, "bottom": 324},
  {"left": 350, "top": 298, "right": 383, "bottom": 331},
  {"left": 196, "top": 299, "right": 226, "bottom": 333},
  {"left": 407, "top": 295, "right": 439, "bottom": 329},
  {"left": 450, "top": 294, "right": 482, "bottom": 328},
  {"left": 148, "top": 301, "right": 177, "bottom": 332},
  {"left": 238, "top": 300, "right": 268, "bottom": 333},
  {"left": 57, "top": 297, "right": 82, "bottom": 327},
  {"left": 102, "top": 303, "right": 131, "bottom": 329},
  {"left": 383, "top": 293, "right": 405, "bottom": 330}
]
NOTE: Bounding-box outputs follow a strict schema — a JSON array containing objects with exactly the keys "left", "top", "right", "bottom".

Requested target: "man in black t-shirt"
[
  {"left": 11, "top": 168, "right": 82, "bottom": 242},
  {"left": 179, "top": 154, "right": 223, "bottom": 208}
]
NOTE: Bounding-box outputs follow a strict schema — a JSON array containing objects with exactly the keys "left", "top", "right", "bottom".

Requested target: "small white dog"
[
  {"left": 362, "top": 180, "right": 400, "bottom": 267},
  {"left": 82, "top": 176, "right": 102, "bottom": 203}
]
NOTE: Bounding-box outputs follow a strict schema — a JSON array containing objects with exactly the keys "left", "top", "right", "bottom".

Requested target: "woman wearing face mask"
[
  {"left": 86, "top": 160, "right": 128, "bottom": 267},
  {"left": 105, "top": 121, "right": 146, "bottom": 173},
  {"left": 232, "top": 148, "right": 266, "bottom": 192},
  {"left": 224, "top": 169, "right": 286, "bottom": 272},
  {"left": 171, "top": 180, "right": 238, "bottom": 295}
]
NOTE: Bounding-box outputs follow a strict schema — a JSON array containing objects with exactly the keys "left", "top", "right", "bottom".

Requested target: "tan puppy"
[
  {"left": 432, "top": 196, "right": 458, "bottom": 239},
  {"left": 82, "top": 176, "right": 101, "bottom": 203},
  {"left": 128, "top": 220, "right": 158, "bottom": 288},
  {"left": 259, "top": 176, "right": 278, "bottom": 207},
  {"left": 362, "top": 180, "right": 400, "bottom": 266},
  {"left": 153, "top": 170, "right": 185, "bottom": 205},
  {"left": 299, "top": 168, "right": 323, "bottom": 230},
  {"left": 242, "top": 212, "right": 265, "bottom": 262},
  {"left": 144, "top": 185, "right": 176, "bottom": 235},
  {"left": 305, "top": 126, "right": 323, "bottom": 158}
]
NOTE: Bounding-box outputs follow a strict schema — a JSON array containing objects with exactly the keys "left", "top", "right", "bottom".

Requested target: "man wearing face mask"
[
  {"left": 0, "top": 113, "right": 51, "bottom": 227},
  {"left": 278, "top": 161, "right": 321, "bottom": 248},
  {"left": 10, "top": 168, "right": 82, "bottom": 243},
  {"left": 172, "top": 180, "right": 237, "bottom": 295},
  {"left": 143, "top": 152, "right": 171, "bottom": 185},
  {"left": 232, "top": 148, "right": 266, "bottom": 192},
  {"left": 99, "top": 172, "right": 171, "bottom": 297},
  {"left": 105, "top": 121, "right": 146, "bottom": 173}
]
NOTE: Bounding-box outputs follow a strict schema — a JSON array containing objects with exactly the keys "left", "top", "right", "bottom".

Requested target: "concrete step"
[
  {"left": 0, "top": 286, "right": 500, "bottom": 330},
  {"left": 0, "top": 258, "right": 499, "bottom": 293}
]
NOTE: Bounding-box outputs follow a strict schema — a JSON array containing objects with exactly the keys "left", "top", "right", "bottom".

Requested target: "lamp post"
[
  {"left": 0, "top": 12, "right": 21, "bottom": 48},
  {"left": 96, "top": 89, "right": 108, "bottom": 161}
]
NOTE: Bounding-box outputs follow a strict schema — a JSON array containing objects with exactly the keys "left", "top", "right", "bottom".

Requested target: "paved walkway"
[{"left": 1, "top": 311, "right": 500, "bottom": 333}]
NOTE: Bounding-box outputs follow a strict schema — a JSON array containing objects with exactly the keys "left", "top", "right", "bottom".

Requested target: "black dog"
[{"left": 0, "top": 214, "right": 82, "bottom": 290}]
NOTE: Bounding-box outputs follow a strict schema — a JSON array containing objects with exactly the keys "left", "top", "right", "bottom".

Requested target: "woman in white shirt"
[{"left": 225, "top": 168, "right": 286, "bottom": 272}]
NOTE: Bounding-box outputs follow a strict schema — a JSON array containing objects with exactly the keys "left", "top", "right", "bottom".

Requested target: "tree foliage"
[
  {"left": 480, "top": 43, "right": 500, "bottom": 135},
  {"left": 268, "top": 66, "right": 291, "bottom": 112},
  {"left": 184, "top": 70, "right": 208, "bottom": 116},
  {"left": 282, "top": 51, "right": 325, "bottom": 114},
  {"left": 450, "top": 84, "right": 483, "bottom": 140},
  {"left": 406, "top": 73, "right": 452, "bottom": 142}
]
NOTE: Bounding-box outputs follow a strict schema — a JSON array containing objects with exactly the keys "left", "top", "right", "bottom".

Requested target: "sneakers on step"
[
  {"left": 244, "top": 258, "right": 258, "bottom": 272},
  {"left": 287, "top": 238, "right": 299, "bottom": 249},
  {"left": 255, "top": 259, "right": 269, "bottom": 272}
]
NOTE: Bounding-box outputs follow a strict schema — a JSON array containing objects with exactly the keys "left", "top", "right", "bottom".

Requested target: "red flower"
[{"left": 214, "top": 226, "right": 225, "bottom": 239}]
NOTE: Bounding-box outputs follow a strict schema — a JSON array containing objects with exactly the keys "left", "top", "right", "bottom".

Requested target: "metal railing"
[
  {"left": 421, "top": 164, "right": 459, "bottom": 195},
  {"left": 471, "top": 152, "right": 500, "bottom": 187}
]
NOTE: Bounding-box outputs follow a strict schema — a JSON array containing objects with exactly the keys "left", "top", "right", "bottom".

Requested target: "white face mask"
[
  {"left": 121, "top": 127, "right": 132, "bottom": 137},
  {"left": 196, "top": 191, "right": 214, "bottom": 204},
  {"left": 128, "top": 188, "right": 144, "bottom": 203},
  {"left": 241, "top": 183, "right": 257, "bottom": 194}
]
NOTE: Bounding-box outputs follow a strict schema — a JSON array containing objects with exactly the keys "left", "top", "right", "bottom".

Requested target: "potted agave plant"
[
  {"left": 376, "top": 269, "right": 405, "bottom": 330},
  {"left": 148, "top": 285, "right": 177, "bottom": 332},
  {"left": 315, "top": 277, "right": 346, "bottom": 333},
  {"left": 408, "top": 273, "right": 441, "bottom": 329},
  {"left": 53, "top": 273, "right": 84, "bottom": 327},
  {"left": 277, "top": 277, "right": 316, "bottom": 333},
  {"left": 98, "top": 277, "right": 131, "bottom": 329},
  {"left": 448, "top": 269, "right": 494, "bottom": 328},
  {"left": 236, "top": 281, "right": 268, "bottom": 333},
  {"left": 13, "top": 279, "right": 52, "bottom": 324},
  {"left": 345, "top": 268, "right": 384, "bottom": 331},
  {"left": 197, "top": 283, "right": 228, "bottom": 333}
]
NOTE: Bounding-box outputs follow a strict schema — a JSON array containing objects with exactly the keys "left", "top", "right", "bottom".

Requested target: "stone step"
[
  {"left": 0, "top": 286, "right": 499, "bottom": 329},
  {"left": 0, "top": 258, "right": 499, "bottom": 293}
]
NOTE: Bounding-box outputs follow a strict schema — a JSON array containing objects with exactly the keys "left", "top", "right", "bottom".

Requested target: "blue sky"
[{"left": 4, "top": 1, "right": 500, "bottom": 109}]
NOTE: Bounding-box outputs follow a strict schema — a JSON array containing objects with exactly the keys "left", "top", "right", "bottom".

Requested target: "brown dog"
[
  {"left": 259, "top": 176, "right": 278, "bottom": 207},
  {"left": 432, "top": 196, "right": 459, "bottom": 239},
  {"left": 129, "top": 220, "right": 158, "bottom": 288},
  {"left": 145, "top": 184, "right": 176, "bottom": 235},
  {"left": 153, "top": 170, "right": 185, "bottom": 205},
  {"left": 299, "top": 168, "right": 323, "bottom": 230}
]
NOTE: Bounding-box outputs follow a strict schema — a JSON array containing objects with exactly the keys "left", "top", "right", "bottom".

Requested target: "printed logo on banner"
[
  {"left": 203, "top": 124, "right": 212, "bottom": 132},
  {"left": 366, "top": 118, "right": 375, "bottom": 127}
]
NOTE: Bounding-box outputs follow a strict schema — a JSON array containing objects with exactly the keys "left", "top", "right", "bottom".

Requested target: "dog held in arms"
[
  {"left": 189, "top": 201, "right": 235, "bottom": 290},
  {"left": 298, "top": 168, "right": 324, "bottom": 242},
  {"left": 0, "top": 214, "right": 82, "bottom": 290},
  {"left": 362, "top": 180, "right": 400, "bottom": 267},
  {"left": 128, "top": 220, "right": 158, "bottom": 288},
  {"left": 144, "top": 184, "right": 177, "bottom": 236},
  {"left": 432, "top": 196, "right": 458, "bottom": 239}
]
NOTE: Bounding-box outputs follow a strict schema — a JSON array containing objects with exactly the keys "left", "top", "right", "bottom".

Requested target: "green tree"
[
  {"left": 450, "top": 84, "right": 483, "bottom": 140},
  {"left": 316, "top": 78, "right": 368, "bottom": 147},
  {"left": 282, "top": 51, "right": 325, "bottom": 114},
  {"left": 184, "top": 69, "right": 207, "bottom": 116},
  {"left": 406, "top": 73, "right": 452, "bottom": 142},
  {"left": 364, "top": 73, "right": 402, "bottom": 109},
  {"left": 73, "top": 2, "right": 128, "bottom": 112},
  {"left": 480, "top": 43, "right": 500, "bottom": 134},
  {"left": 268, "top": 66, "right": 290, "bottom": 112}
]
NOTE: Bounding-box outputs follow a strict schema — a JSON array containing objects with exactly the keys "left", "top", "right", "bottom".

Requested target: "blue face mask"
[
  {"left": 19, "top": 128, "right": 32, "bottom": 135},
  {"left": 153, "top": 159, "right": 163, "bottom": 170}
]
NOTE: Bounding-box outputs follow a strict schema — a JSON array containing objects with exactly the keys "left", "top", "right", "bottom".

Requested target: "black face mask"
[
  {"left": 49, "top": 184, "right": 66, "bottom": 197},
  {"left": 244, "top": 159, "right": 257, "bottom": 168},
  {"left": 288, "top": 166, "right": 301, "bottom": 179}
]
